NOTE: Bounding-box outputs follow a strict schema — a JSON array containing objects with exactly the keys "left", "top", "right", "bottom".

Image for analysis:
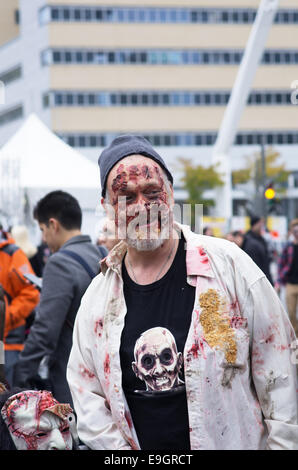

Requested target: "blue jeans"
[{"left": 4, "top": 350, "right": 20, "bottom": 388}]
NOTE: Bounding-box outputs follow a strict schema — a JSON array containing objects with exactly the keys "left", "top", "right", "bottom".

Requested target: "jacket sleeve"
[
  {"left": 66, "top": 284, "right": 131, "bottom": 450},
  {"left": 4, "top": 249, "right": 40, "bottom": 337},
  {"left": 15, "top": 254, "right": 75, "bottom": 382},
  {"left": 244, "top": 276, "right": 298, "bottom": 449}
]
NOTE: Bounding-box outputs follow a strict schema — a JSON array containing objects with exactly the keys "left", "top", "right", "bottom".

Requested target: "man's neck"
[
  {"left": 59, "top": 229, "right": 82, "bottom": 249},
  {"left": 127, "top": 235, "right": 176, "bottom": 267},
  {"left": 125, "top": 230, "right": 179, "bottom": 285}
]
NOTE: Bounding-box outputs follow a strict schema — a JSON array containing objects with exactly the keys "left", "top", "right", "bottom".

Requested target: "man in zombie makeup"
[
  {"left": 67, "top": 135, "right": 298, "bottom": 450},
  {"left": 0, "top": 387, "right": 75, "bottom": 450}
]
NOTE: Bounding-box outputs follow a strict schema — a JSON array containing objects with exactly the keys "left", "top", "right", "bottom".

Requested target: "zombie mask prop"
[
  {"left": 132, "top": 327, "right": 183, "bottom": 392},
  {"left": 1, "top": 390, "right": 73, "bottom": 450}
]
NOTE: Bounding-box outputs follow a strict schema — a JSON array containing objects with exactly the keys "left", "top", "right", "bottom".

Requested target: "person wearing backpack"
[{"left": 13, "top": 191, "right": 103, "bottom": 406}]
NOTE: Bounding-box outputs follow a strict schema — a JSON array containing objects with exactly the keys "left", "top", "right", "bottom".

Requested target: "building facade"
[{"left": 0, "top": 0, "right": 298, "bottom": 218}]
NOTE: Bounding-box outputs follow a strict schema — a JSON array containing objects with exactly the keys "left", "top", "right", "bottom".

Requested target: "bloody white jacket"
[{"left": 67, "top": 224, "right": 298, "bottom": 450}]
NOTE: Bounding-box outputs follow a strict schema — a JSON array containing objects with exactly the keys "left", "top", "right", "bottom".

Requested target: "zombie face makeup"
[
  {"left": 106, "top": 155, "right": 174, "bottom": 251},
  {"left": 132, "top": 327, "right": 183, "bottom": 391},
  {"left": 1, "top": 390, "right": 73, "bottom": 450}
]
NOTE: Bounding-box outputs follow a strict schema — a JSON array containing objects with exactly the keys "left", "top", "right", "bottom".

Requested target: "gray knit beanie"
[{"left": 98, "top": 135, "right": 173, "bottom": 197}]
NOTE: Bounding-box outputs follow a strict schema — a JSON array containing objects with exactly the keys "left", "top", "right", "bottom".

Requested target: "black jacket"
[
  {"left": 14, "top": 235, "right": 103, "bottom": 405},
  {"left": 242, "top": 230, "right": 273, "bottom": 285}
]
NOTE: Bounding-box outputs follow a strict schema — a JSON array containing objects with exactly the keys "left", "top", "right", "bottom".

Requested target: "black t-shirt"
[
  {"left": 120, "top": 235, "right": 195, "bottom": 450},
  {"left": 287, "top": 244, "right": 298, "bottom": 284}
]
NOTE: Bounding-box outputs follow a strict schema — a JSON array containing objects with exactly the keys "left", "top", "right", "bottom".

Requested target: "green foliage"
[
  {"left": 232, "top": 148, "right": 289, "bottom": 195},
  {"left": 179, "top": 158, "right": 224, "bottom": 208}
]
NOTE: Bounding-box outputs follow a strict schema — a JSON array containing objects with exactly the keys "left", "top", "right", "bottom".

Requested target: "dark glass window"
[
  {"left": 53, "top": 51, "right": 61, "bottom": 62},
  {"left": 78, "top": 94, "right": 85, "bottom": 105},
  {"left": 95, "top": 9, "right": 103, "bottom": 20},
  {"left": 79, "top": 136, "right": 86, "bottom": 147},
  {"left": 74, "top": 9, "right": 81, "bottom": 20},
  {"left": 55, "top": 94, "right": 63, "bottom": 105},
  {"left": 65, "top": 52, "right": 72, "bottom": 63},
  {"left": 63, "top": 8, "right": 70, "bottom": 20},
  {"left": 87, "top": 52, "right": 94, "bottom": 63},
  {"left": 85, "top": 9, "right": 92, "bottom": 20},
  {"left": 90, "top": 136, "right": 97, "bottom": 147},
  {"left": 110, "top": 94, "right": 117, "bottom": 105},
  {"left": 68, "top": 136, "right": 75, "bottom": 146},
  {"left": 76, "top": 51, "right": 83, "bottom": 62},
  {"left": 51, "top": 8, "right": 59, "bottom": 20},
  {"left": 66, "top": 94, "right": 74, "bottom": 105},
  {"left": 88, "top": 94, "right": 96, "bottom": 105},
  {"left": 191, "top": 11, "right": 198, "bottom": 22},
  {"left": 162, "top": 94, "right": 170, "bottom": 104}
]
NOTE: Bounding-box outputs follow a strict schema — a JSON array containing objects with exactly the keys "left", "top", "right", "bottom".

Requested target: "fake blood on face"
[{"left": 110, "top": 161, "right": 170, "bottom": 230}]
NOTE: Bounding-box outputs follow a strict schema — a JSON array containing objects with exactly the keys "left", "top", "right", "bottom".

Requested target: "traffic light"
[
  {"left": 264, "top": 182, "right": 275, "bottom": 200},
  {"left": 264, "top": 182, "right": 277, "bottom": 214}
]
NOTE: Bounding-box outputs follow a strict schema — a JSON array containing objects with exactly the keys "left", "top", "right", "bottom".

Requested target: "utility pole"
[
  {"left": 261, "top": 136, "right": 268, "bottom": 225},
  {"left": 212, "top": 0, "right": 279, "bottom": 222}
]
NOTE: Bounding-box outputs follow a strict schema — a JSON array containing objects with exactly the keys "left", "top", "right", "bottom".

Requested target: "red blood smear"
[
  {"left": 189, "top": 339, "right": 205, "bottom": 359},
  {"left": 79, "top": 364, "right": 95, "bottom": 380},
  {"left": 94, "top": 318, "right": 104, "bottom": 337},
  {"left": 128, "top": 165, "right": 140, "bottom": 181},
  {"left": 112, "top": 172, "right": 128, "bottom": 192},
  {"left": 265, "top": 333, "right": 275, "bottom": 344},
  {"left": 104, "top": 354, "right": 110, "bottom": 377},
  {"left": 141, "top": 165, "right": 153, "bottom": 179},
  {"left": 125, "top": 410, "right": 133, "bottom": 429}
]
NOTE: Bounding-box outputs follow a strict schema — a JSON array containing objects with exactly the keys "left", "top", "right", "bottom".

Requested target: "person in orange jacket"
[{"left": 0, "top": 227, "right": 40, "bottom": 387}]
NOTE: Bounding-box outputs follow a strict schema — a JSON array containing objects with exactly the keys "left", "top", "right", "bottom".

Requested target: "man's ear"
[
  {"left": 101, "top": 197, "right": 106, "bottom": 211},
  {"left": 48, "top": 218, "right": 60, "bottom": 232}
]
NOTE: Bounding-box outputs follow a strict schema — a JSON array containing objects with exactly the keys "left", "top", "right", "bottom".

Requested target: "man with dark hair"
[
  {"left": 14, "top": 191, "right": 104, "bottom": 405},
  {"left": 67, "top": 135, "right": 298, "bottom": 450},
  {"left": 242, "top": 215, "right": 273, "bottom": 285}
]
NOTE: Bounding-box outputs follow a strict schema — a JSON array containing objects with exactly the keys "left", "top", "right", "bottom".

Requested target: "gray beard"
[{"left": 126, "top": 236, "right": 164, "bottom": 252}]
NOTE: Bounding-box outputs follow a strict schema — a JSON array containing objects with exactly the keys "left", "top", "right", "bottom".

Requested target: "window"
[
  {"left": 41, "top": 47, "right": 298, "bottom": 66},
  {"left": 49, "top": 90, "right": 294, "bottom": 109},
  {"left": 15, "top": 9, "right": 20, "bottom": 24},
  {"left": 66, "top": 94, "right": 74, "bottom": 105},
  {"left": 53, "top": 51, "right": 61, "bottom": 63},
  {"left": 65, "top": 52, "right": 72, "bottom": 63},
  {"left": 51, "top": 8, "right": 59, "bottom": 20},
  {"left": 0, "top": 65, "right": 22, "bottom": 85},
  {"left": 42, "top": 93, "right": 50, "bottom": 108},
  {"left": 45, "top": 6, "right": 298, "bottom": 24},
  {"left": 0, "top": 105, "right": 23, "bottom": 127},
  {"left": 58, "top": 131, "right": 298, "bottom": 148},
  {"left": 55, "top": 93, "right": 63, "bottom": 105},
  {"left": 63, "top": 8, "right": 70, "bottom": 20}
]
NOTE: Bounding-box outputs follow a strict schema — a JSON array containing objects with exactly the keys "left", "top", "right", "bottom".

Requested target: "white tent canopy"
[
  {"left": 0, "top": 114, "right": 103, "bottom": 238},
  {"left": 0, "top": 113, "right": 100, "bottom": 189}
]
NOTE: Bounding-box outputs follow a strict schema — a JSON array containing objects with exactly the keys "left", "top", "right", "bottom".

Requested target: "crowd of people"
[{"left": 0, "top": 134, "right": 297, "bottom": 450}]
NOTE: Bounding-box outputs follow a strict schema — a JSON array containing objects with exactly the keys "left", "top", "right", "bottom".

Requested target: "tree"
[
  {"left": 232, "top": 148, "right": 289, "bottom": 190},
  {"left": 179, "top": 158, "right": 225, "bottom": 215}
]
